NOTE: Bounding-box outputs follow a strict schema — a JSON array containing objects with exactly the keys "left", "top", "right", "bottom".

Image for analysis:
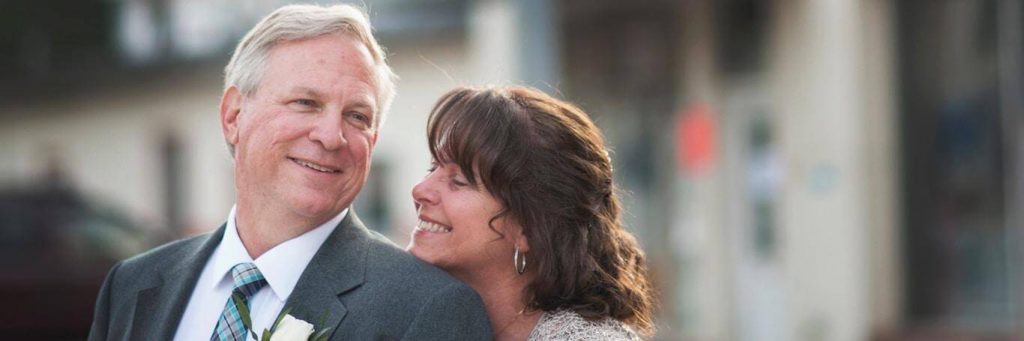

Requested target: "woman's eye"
[
  {"left": 427, "top": 162, "right": 438, "bottom": 172},
  {"left": 451, "top": 171, "right": 473, "bottom": 188},
  {"left": 451, "top": 178, "right": 469, "bottom": 187}
]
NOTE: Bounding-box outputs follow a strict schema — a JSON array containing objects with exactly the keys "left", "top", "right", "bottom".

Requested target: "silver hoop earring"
[{"left": 514, "top": 245, "right": 527, "bottom": 275}]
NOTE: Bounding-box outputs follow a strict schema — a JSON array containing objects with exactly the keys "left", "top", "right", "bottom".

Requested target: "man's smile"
[{"left": 288, "top": 157, "right": 340, "bottom": 173}]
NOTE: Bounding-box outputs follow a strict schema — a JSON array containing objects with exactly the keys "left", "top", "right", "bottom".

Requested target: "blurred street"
[{"left": 1, "top": 0, "right": 1022, "bottom": 340}]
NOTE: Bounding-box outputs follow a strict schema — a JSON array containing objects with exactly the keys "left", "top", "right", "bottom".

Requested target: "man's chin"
[{"left": 288, "top": 197, "right": 343, "bottom": 222}]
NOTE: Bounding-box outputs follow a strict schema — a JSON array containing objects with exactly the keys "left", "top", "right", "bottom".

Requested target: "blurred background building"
[{"left": 1, "top": 0, "right": 1022, "bottom": 339}]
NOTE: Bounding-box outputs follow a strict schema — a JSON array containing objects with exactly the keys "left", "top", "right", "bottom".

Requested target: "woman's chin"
[
  {"left": 407, "top": 244, "right": 431, "bottom": 262},
  {"left": 408, "top": 246, "right": 449, "bottom": 270}
]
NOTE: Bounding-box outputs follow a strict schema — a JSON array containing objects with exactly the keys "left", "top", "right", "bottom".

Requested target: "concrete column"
[
  {"left": 467, "top": 0, "right": 560, "bottom": 88},
  {"left": 768, "top": 0, "right": 886, "bottom": 339},
  {"left": 860, "top": 0, "right": 902, "bottom": 333},
  {"left": 468, "top": 0, "right": 519, "bottom": 84}
]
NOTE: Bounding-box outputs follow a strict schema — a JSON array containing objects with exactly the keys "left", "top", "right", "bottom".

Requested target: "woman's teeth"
[{"left": 416, "top": 220, "right": 452, "bottom": 233}]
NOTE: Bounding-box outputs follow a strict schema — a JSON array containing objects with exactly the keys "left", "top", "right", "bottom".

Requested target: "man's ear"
[{"left": 220, "top": 86, "right": 243, "bottom": 148}]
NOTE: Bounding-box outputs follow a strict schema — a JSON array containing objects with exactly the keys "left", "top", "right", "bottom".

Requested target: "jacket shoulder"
[
  {"left": 114, "top": 231, "right": 215, "bottom": 282},
  {"left": 347, "top": 231, "right": 491, "bottom": 337},
  {"left": 361, "top": 230, "right": 462, "bottom": 287}
]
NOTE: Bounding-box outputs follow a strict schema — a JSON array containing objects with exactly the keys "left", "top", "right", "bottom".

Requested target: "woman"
[{"left": 406, "top": 86, "right": 655, "bottom": 340}]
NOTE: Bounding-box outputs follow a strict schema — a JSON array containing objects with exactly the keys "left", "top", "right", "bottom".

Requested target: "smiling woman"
[{"left": 407, "top": 86, "right": 655, "bottom": 341}]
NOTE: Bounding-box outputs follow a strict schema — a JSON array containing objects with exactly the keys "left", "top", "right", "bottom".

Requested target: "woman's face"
[{"left": 406, "top": 161, "right": 519, "bottom": 282}]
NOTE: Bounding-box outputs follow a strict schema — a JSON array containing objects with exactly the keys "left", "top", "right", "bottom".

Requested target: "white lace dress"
[{"left": 527, "top": 309, "right": 642, "bottom": 341}]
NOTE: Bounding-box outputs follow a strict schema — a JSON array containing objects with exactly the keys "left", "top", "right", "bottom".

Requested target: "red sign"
[{"left": 676, "top": 103, "right": 717, "bottom": 175}]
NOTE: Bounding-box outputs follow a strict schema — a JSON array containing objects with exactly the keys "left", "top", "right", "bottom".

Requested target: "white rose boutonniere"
[
  {"left": 232, "top": 294, "right": 333, "bottom": 341},
  {"left": 264, "top": 314, "right": 315, "bottom": 340}
]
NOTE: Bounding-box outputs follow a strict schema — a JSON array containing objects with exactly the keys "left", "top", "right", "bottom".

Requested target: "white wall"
[
  {"left": 0, "top": 66, "right": 233, "bottom": 233},
  {"left": 374, "top": 34, "right": 471, "bottom": 244},
  {"left": 0, "top": 33, "right": 477, "bottom": 241},
  {"left": 0, "top": 27, "right": 483, "bottom": 248}
]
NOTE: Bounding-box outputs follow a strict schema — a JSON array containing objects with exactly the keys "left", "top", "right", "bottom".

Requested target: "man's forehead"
[
  {"left": 263, "top": 38, "right": 379, "bottom": 90},
  {"left": 269, "top": 33, "right": 375, "bottom": 65},
  {"left": 287, "top": 85, "right": 375, "bottom": 102}
]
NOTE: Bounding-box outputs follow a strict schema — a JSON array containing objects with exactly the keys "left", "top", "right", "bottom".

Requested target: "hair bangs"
[{"left": 426, "top": 88, "right": 514, "bottom": 191}]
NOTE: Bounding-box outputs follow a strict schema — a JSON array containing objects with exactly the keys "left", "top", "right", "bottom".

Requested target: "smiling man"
[{"left": 87, "top": 4, "right": 491, "bottom": 341}]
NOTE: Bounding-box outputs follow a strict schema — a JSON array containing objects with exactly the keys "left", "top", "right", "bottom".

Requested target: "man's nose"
[{"left": 309, "top": 113, "right": 347, "bottom": 150}]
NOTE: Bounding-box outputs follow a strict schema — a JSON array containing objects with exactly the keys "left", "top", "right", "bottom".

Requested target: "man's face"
[{"left": 221, "top": 33, "right": 379, "bottom": 226}]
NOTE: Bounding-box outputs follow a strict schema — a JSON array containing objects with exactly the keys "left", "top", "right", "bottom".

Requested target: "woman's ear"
[{"left": 514, "top": 226, "right": 530, "bottom": 253}]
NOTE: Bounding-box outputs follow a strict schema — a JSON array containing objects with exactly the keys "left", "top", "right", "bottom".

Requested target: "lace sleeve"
[{"left": 527, "top": 309, "right": 642, "bottom": 341}]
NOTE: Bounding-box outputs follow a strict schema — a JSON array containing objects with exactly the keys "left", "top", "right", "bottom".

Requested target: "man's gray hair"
[{"left": 224, "top": 4, "right": 397, "bottom": 128}]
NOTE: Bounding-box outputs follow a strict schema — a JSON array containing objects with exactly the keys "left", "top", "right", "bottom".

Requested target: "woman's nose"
[{"left": 412, "top": 176, "right": 438, "bottom": 206}]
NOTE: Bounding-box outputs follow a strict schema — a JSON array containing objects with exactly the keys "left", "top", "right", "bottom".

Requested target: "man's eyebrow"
[
  {"left": 345, "top": 92, "right": 378, "bottom": 112},
  {"left": 290, "top": 86, "right": 323, "bottom": 98},
  {"left": 289, "top": 86, "right": 378, "bottom": 112},
  {"left": 349, "top": 100, "right": 375, "bottom": 111}
]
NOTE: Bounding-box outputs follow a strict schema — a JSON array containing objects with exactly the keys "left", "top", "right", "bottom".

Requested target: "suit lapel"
[
  {"left": 131, "top": 225, "right": 225, "bottom": 340},
  {"left": 284, "top": 211, "right": 369, "bottom": 339}
]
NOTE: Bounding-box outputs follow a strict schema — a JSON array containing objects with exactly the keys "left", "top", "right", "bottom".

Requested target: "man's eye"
[
  {"left": 290, "top": 99, "right": 318, "bottom": 109},
  {"left": 346, "top": 111, "right": 370, "bottom": 123}
]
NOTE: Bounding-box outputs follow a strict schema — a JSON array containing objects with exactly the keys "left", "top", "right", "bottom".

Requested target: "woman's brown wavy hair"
[{"left": 425, "top": 86, "right": 655, "bottom": 335}]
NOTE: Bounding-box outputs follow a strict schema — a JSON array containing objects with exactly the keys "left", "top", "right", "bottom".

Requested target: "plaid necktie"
[{"left": 211, "top": 262, "right": 267, "bottom": 341}]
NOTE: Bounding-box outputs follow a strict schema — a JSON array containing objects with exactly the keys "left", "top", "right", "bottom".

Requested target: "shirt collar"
[{"left": 210, "top": 205, "right": 347, "bottom": 301}]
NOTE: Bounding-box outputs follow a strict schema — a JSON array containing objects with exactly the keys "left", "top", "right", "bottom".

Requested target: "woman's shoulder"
[{"left": 528, "top": 309, "right": 642, "bottom": 341}]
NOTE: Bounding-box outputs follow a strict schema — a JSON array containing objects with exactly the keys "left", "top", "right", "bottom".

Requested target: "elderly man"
[{"left": 88, "top": 4, "right": 491, "bottom": 340}]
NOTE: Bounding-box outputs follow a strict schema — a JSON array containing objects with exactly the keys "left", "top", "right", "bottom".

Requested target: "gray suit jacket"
[{"left": 88, "top": 211, "right": 492, "bottom": 340}]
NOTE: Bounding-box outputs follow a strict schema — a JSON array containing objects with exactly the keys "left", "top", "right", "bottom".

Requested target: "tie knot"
[{"left": 229, "top": 262, "right": 266, "bottom": 298}]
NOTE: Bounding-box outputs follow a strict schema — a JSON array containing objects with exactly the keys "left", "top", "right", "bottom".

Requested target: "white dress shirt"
[{"left": 173, "top": 205, "right": 345, "bottom": 341}]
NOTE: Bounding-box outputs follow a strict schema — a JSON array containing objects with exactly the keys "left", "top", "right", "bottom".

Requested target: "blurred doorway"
[
  {"left": 898, "top": 0, "right": 1023, "bottom": 334},
  {"left": 716, "top": 1, "right": 785, "bottom": 340},
  {"left": 723, "top": 83, "right": 784, "bottom": 341}
]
